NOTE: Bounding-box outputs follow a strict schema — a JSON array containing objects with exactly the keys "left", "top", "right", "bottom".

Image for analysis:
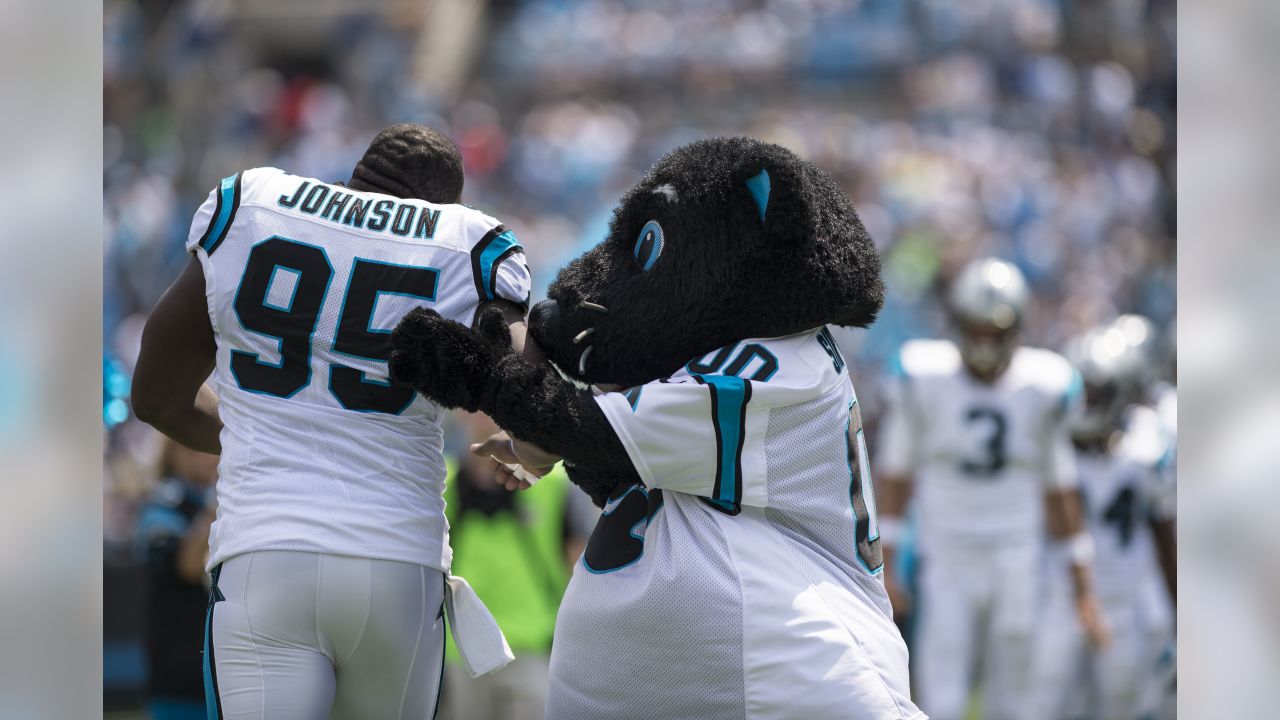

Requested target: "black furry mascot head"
[
  {"left": 390, "top": 136, "right": 885, "bottom": 503},
  {"left": 528, "top": 136, "right": 884, "bottom": 389}
]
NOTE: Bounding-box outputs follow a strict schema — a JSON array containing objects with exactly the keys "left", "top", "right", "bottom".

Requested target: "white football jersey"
[
  {"left": 547, "top": 328, "right": 920, "bottom": 720},
  {"left": 186, "top": 167, "right": 531, "bottom": 571},
  {"left": 1076, "top": 434, "right": 1172, "bottom": 606},
  {"left": 877, "top": 339, "right": 1081, "bottom": 555}
]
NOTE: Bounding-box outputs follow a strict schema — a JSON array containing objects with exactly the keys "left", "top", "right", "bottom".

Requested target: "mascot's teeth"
[
  {"left": 578, "top": 345, "right": 594, "bottom": 375},
  {"left": 578, "top": 301, "right": 608, "bottom": 314},
  {"left": 573, "top": 328, "right": 595, "bottom": 344}
]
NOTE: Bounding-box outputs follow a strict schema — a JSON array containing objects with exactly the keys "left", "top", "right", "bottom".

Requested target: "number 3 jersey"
[
  {"left": 186, "top": 167, "right": 531, "bottom": 572},
  {"left": 877, "top": 339, "right": 1081, "bottom": 556},
  {"left": 547, "top": 329, "right": 922, "bottom": 720}
]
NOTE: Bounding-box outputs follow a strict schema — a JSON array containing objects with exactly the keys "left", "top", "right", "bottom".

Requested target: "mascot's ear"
[{"left": 741, "top": 157, "right": 814, "bottom": 244}]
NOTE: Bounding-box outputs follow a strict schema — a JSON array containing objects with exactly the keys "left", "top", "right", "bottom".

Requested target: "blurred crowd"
[{"left": 104, "top": 0, "right": 1174, "bottom": 710}]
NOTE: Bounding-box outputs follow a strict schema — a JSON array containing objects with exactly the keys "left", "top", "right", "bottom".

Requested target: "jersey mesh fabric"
[
  {"left": 763, "top": 395, "right": 890, "bottom": 612},
  {"left": 191, "top": 168, "right": 530, "bottom": 571},
  {"left": 547, "top": 493, "right": 746, "bottom": 720}
]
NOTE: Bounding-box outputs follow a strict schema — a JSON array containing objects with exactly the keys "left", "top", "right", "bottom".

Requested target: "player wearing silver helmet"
[
  {"left": 876, "top": 258, "right": 1109, "bottom": 720},
  {"left": 1032, "top": 321, "right": 1177, "bottom": 720}
]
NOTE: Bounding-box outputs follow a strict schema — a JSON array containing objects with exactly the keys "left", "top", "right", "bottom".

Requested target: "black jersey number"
[
  {"left": 230, "top": 237, "right": 438, "bottom": 413},
  {"left": 961, "top": 407, "right": 1008, "bottom": 477},
  {"left": 231, "top": 237, "right": 333, "bottom": 398},
  {"left": 582, "top": 484, "right": 664, "bottom": 573},
  {"left": 1101, "top": 485, "right": 1140, "bottom": 547},
  {"left": 329, "top": 259, "right": 439, "bottom": 413}
]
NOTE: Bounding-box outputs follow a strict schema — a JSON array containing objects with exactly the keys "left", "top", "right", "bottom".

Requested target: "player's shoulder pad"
[
  {"left": 893, "top": 338, "right": 961, "bottom": 380},
  {"left": 463, "top": 208, "right": 525, "bottom": 304},
  {"left": 1011, "top": 346, "right": 1082, "bottom": 408},
  {"left": 674, "top": 328, "right": 841, "bottom": 407},
  {"left": 192, "top": 167, "right": 287, "bottom": 256},
  {"left": 238, "top": 166, "right": 292, "bottom": 201},
  {"left": 1119, "top": 404, "right": 1172, "bottom": 468}
]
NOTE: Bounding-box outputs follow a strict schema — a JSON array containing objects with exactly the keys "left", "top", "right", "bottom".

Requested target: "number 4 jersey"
[
  {"left": 546, "top": 329, "right": 922, "bottom": 720},
  {"left": 877, "top": 339, "right": 1082, "bottom": 556},
  {"left": 187, "top": 167, "right": 531, "bottom": 572}
]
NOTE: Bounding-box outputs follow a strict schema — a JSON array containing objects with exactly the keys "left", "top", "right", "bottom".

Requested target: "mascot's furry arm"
[{"left": 389, "top": 306, "right": 636, "bottom": 505}]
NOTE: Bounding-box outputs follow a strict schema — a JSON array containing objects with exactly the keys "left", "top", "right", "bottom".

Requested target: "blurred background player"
[
  {"left": 134, "top": 440, "right": 217, "bottom": 720},
  {"left": 130, "top": 124, "right": 533, "bottom": 719},
  {"left": 875, "top": 258, "right": 1108, "bottom": 720},
  {"left": 439, "top": 412, "right": 594, "bottom": 720},
  {"left": 1032, "top": 319, "right": 1176, "bottom": 720}
]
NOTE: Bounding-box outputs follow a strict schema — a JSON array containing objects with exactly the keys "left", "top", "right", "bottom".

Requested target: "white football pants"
[
  {"left": 913, "top": 542, "right": 1039, "bottom": 720},
  {"left": 204, "top": 550, "right": 446, "bottom": 719}
]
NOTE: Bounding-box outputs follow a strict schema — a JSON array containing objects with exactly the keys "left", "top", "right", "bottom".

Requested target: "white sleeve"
[
  {"left": 470, "top": 221, "right": 531, "bottom": 311},
  {"left": 1043, "top": 370, "right": 1084, "bottom": 490},
  {"left": 875, "top": 367, "right": 918, "bottom": 479},
  {"left": 596, "top": 375, "right": 770, "bottom": 510}
]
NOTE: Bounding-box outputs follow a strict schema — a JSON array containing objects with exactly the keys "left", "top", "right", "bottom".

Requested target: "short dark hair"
[{"left": 348, "top": 123, "right": 464, "bottom": 203}]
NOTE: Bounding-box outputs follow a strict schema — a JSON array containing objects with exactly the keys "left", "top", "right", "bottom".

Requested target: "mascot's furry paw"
[{"left": 390, "top": 306, "right": 514, "bottom": 411}]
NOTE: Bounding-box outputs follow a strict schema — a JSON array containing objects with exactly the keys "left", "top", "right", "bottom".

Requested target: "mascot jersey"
[
  {"left": 186, "top": 167, "right": 530, "bottom": 572},
  {"left": 547, "top": 327, "right": 922, "bottom": 720}
]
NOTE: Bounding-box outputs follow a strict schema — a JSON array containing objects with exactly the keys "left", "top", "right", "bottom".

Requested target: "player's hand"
[
  {"left": 471, "top": 431, "right": 556, "bottom": 491},
  {"left": 1075, "top": 593, "right": 1112, "bottom": 649}
]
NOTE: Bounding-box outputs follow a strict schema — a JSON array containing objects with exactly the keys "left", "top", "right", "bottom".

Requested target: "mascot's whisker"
[
  {"left": 578, "top": 301, "right": 608, "bottom": 314},
  {"left": 577, "top": 345, "right": 594, "bottom": 375},
  {"left": 573, "top": 328, "right": 595, "bottom": 344}
]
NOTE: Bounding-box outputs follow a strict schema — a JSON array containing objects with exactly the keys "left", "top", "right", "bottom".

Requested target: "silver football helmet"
[
  {"left": 1066, "top": 321, "right": 1146, "bottom": 441},
  {"left": 1112, "top": 313, "right": 1161, "bottom": 398},
  {"left": 948, "top": 258, "right": 1030, "bottom": 377}
]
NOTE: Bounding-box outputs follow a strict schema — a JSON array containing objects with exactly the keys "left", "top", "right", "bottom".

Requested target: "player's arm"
[
  {"left": 132, "top": 258, "right": 223, "bottom": 454},
  {"left": 468, "top": 300, "right": 564, "bottom": 488},
  {"left": 1043, "top": 415, "right": 1111, "bottom": 647}
]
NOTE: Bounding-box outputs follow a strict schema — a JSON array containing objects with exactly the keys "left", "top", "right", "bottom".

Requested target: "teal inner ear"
[{"left": 745, "top": 169, "right": 770, "bottom": 222}]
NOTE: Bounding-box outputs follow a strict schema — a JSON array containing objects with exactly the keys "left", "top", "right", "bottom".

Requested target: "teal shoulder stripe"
[
  {"left": 1061, "top": 368, "right": 1084, "bottom": 414},
  {"left": 479, "top": 229, "right": 523, "bottom": 301},
  {"left": 201, "top": 173, "right": 242, "bottom": 255},
  {"left": 701, "top": 375, "right": 751, "bottom": 508}
]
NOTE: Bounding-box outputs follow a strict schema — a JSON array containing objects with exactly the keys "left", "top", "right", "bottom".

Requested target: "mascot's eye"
[{"left": 633, "top": 220, "right": 664, "bottom": 272}]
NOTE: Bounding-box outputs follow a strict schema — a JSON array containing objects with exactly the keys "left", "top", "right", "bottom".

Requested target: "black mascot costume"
[{"left": 391, "top": 137, "right": 922, "bottom": 719}]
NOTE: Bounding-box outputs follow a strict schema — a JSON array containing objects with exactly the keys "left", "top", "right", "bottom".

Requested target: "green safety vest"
[{"left": 444, "top": 458, "right": 571, "bottom": 657}]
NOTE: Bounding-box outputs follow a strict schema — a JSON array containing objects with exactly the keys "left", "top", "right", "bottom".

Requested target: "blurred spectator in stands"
[
  {"left": 133, "top": 439, "right": 217, "bottom": 720},
  {"left": 440, "top": 412, "right": 596, "bottom": 720}
]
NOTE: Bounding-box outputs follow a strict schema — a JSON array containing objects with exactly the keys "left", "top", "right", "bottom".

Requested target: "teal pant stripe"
[
  {"left": 203, "top": 564, "right": 223, "bottom": 720},
  {"left": 202, "top": 603, "right": 217, "bottom": 718}
]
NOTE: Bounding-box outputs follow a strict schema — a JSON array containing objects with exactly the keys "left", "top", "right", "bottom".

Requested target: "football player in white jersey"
[
  {"left": 132, "top": 124, "right": 531, "bottom": 719},
  {"left": 1031, "top": 321, "right": 1177, "bottom": 720},
  {"left": 875, "top": 258, "right": 1109, "bottom": 720}
]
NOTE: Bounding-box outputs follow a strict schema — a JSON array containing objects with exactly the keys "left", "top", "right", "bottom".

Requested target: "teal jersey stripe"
[
  {"left": 202, "top": 173, "right": 240, "bottom": 253},
  {"left": 702, "top": 375, "right": 750, "bottom": 507},
  {"left": 1061, "top": 368, "right": 1084, "bottom": 414},
  {"left": 478, "top": 230, "right": 522, "bottom": 300}
]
